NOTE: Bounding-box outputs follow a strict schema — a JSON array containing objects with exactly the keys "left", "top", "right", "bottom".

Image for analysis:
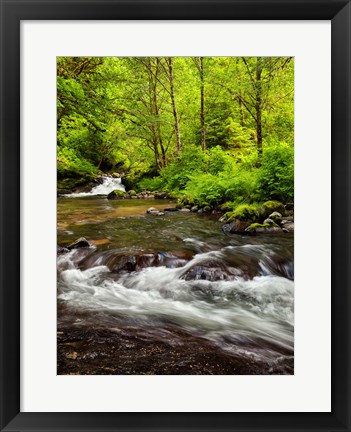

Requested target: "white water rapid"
[
  {"left": 68, "top": 176, "right": 125, "bottom": 197},
  {"left": 58, "top": 246, "right": 294, "bottom": 363}
]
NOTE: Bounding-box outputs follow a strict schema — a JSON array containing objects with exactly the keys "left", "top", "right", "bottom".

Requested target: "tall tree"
[
  {"left": 165, "top": 57, "right": 182, "bottom": 155},
  {"left": 238, "top": 57, "right": 293, "bottom": 161},
  {"left": 192, "top": 57, "right": 206, "bottom": 151}
]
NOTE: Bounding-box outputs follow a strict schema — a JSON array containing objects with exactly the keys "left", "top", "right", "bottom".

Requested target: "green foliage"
[
  {"left": 185, "top": 173, "right": 227, "bottom": 206},
  {"left": 138, "top": 176, "right": 165, "bottom": 191},
  {"left": 257, "top": 143, "right": 294, "bottom": 202},
  {"left": 207, "top": 146, "right": 233, "bottom": 174},
  {"left": 161, "top": 145, "right": 207, "bottom": 191},
  {"left": 57, "top": 146, "right": 98, "bottom": 180},
  {"left": 57, "top": 56, "right": 294, "bottom": 205}
]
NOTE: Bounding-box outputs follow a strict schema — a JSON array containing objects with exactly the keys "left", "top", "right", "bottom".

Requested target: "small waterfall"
[{"left": 67, "top": 176, "right": 125, "bottom": 197}]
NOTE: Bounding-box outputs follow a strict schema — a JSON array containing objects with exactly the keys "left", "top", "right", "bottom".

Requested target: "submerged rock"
[{"left": 147, "top": 207, "right": 164, "bottom": 216}]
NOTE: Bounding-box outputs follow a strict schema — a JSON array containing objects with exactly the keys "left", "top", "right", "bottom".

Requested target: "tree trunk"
[
  {"left": 199, "top": 57, "right": 206, "bottom": 151},
  {"left": 255, "top": 57, "right": 263, "bottom": 161},
  {"left": 167, "top": 58, "right": 181, "bottom": 156}
]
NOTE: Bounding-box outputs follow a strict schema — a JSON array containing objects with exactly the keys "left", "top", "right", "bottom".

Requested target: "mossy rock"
[
  {"left": 225, "top": 204, "right": 259, "bottom": 223},
  {"left": 258, "top": 201, "right": 285, "bottom": 220},
  {"left": 245, "top": 222, "right": 282, "bottom": 235},
  {"left": 128, "top": 190, "right": 137, "bottom": 197},
  {"left": 107, "top": 189, "right": 127, "bottom": 200},
  {"left": 203, "top": 206, "right": 211, "bottom": 213},
  {"left": 268, "top": 211, "right": 283, "bottom": 224}
]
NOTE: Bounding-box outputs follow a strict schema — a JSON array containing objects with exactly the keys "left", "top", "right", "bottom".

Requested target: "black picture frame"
[{"left": 0, "top": 0, "right": 350, "bottom": 431}]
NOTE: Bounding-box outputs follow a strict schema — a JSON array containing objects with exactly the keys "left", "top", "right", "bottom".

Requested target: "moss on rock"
[
  {"left": 245, "top": 221, "right": 281, "bottom": 234},
  {"left": 107, "top": 189, "right": 127, "bottom": 200},
  {"left": 225, "top": 204, "right": 259, "bottom": 223},
  {"left": 258, "top": 201, "right": 285, "bottom": 220}
]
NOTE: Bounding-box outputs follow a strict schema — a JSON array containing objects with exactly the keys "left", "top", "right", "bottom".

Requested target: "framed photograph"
[{"left": 1, "top": 0, "right": 350, "bottom": 431}]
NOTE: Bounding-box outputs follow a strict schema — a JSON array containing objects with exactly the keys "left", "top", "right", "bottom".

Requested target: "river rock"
[
  {"left": 256, "top": 226, "right": 282, "bottom": 234},
  {"left": 179, "top": 208, "right": 191, "bottom": 213},
  {"left": 183, "top": 266, "right": 237, "bottom": 282},
  {"left": 281, "top": 221, "right": 294, "bottom": 231},
  {"left": 147, "top": 207, "right": 158, "bottom": 214},
  {"left": 57, "top": 245, "right": 69, "bottom": 255},
  {"left": 191, "top": 206, "right": 199, "bottom": 212},
  {"left": 258, "top": 201, "right": 285, "bottom": 220},
  {"left": 155, "top": 192, "right": 168, "bottom": 199},
  {"left": 245, "top": 223, "right": 283, "bottom": 235},
  {"left": 67, "top": 237, "right": 92, "bottom": 250},
  {"left": 268, "top": 212, "right": 282, "bottom": 223},
  {"left": 222, "top": 219, "right": 250, "bottom": 234},
  {"left": 107, "top": 189, "right": 127, "bottom": 200},
  {"left": 147, "top": 207, "right": 164, "bottom": 216}
]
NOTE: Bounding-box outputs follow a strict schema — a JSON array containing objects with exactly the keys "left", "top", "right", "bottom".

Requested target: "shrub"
[
  {"left": 257, "top": 142, "right": 294, "bottom": 202},
  {"left": 138, "top": 176, "right": 165, "bottom": 191},
  {"left": 185, "top": 173, "right": 227, "bottom": 206}
]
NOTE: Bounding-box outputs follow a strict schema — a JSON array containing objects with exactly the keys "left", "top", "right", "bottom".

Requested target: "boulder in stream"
[
  {"left": 258, "top": 201, "right": 285, "bottom": 220},
  {"left": 107, "top": 189, "right": 128, "bottom": 200},
  {"left": 222, "top": 219, "right": 250, "bottom": 234},
  {"left": 67, "top": 237, "right": 92, "bottom": 250}
]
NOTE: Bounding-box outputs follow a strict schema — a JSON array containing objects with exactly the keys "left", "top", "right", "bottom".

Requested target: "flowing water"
[
  {"left": 57, "top": 192, "right": 294, "bottom": 374},
  {"left": 67, "top": 176, "right": 125, "bottom": 198}
]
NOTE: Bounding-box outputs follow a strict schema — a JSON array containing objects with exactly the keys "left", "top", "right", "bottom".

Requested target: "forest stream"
[{"left": 57, "top": 197, "right": 294, "bottom": 375}]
